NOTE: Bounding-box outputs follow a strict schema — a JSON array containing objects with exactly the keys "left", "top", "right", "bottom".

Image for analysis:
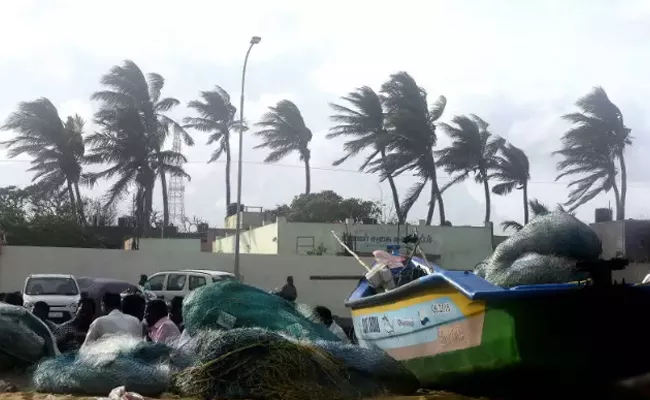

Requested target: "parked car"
[
  {"left": 143, "top": 269, "right": 236, "bottom": 301},
  {"left": 22, "top": 274, "right": 81, "bottom": 323}
]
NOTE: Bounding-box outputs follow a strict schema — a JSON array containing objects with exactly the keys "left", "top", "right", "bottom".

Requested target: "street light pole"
[{"left": 233, "top": 36, "right": 261, "bottom": 281}]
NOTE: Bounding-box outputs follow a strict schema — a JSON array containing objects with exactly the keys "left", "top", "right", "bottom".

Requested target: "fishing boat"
[{"left": 345, "top": 250, "right": 650, "bottom": 393}]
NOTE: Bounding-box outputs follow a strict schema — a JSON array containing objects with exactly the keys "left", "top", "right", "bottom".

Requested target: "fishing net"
[
  {"left": 173, "top": 328, "right": 417, "bottom": 400},
  {"left": 182, "top": 280, "right": 341, "bottom": 341},
  {"left": 476, "top": 212, "right": 602, "bottom": 287},
  {"left": 32, "top": 334, "right": 195, "bottom": 396},
  {"left": 0, "top": 303, "right": 59, "bottom": 372},
  {"left": 313, "top": 340, "right": 420, "bottom": 395}
]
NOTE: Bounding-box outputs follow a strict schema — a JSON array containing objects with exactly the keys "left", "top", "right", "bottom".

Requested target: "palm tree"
[
  {"left": 88, "top": 85, "right": 190, "bottom": 230},
  {"left": 437, "top": 115, "right": 504, "bottom": 223},
  {"left": 501, "top": 198, "right": 573, "bottom": 232},
  {"left": 255, "top": 100, "right": 313, "bottom": 194},
  {"left": 491, "top": 142, "right": 531, "bottom": 224},
  {"left": 370, "top": 72, "right": 447, "bottom": 225},
  {"left": 554, "top": 87, "right": 631, "bottom": 220},
  {"left": 328, "top": 86, "right": 403, "bottom": 222},
  {"left": 184, "top": 86, "right": 239, "bottom": 208},
  {"left": 1, "top": 98, "right": 86, "bottom": 223},
  {"left": 90, "top": 60, "right": 193, "bottom": 227}
]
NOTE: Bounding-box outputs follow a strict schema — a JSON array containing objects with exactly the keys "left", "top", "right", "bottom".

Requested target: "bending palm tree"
[
  {"left": 255, "top": 100, "right": 313, "bottom": 194},
  {"left": 555, "top": 87, "right": 631, "bottom": 219},
  {"left": 328, "top": 86, "right": 403, "bottom": 222},
  {"left": 91, "top": 60, "right": 193, "bottom": 226},
  {"left": 437, "top": 114, "right": 504, "bottom": 223},
  {"left": 491, "top": 142, "right": 530, "bottom": 223},
  {"left": 184, "top": 86, "right": 239, "bottom": 208},
  {"left": 371, "top": 72, "right": 447, "bottom": 224},
  {"left": 1, "top": 98, "right": 86, "bottom": 223},
  {"left": 85, "top": 106, "right": 189, "bottom": 231}
]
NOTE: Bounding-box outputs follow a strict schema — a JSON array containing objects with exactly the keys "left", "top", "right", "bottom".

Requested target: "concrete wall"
[
  {"left": 215, "top": 218, "right": 493, "bottom": 270},
  {"left": 137, "top": 238, "right": 202, "bottom": 253},
  {"left": 590, "top": 221, "right": 625, "bottom": 259},
  {"left": 0, "top": 246, "right": 369, "bottom": 317},
  {"left": 213, "top": 223, "right": 278, "bottom": 254}
]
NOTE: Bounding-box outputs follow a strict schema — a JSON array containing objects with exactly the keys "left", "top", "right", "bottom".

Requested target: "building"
[{"left": 213, "top": 215, "right": 495, "bottom": 270}]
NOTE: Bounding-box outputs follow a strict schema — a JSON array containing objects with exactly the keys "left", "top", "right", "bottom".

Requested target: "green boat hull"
[{"left": 400, "top": 285, "right": 650, "bottom": 394}]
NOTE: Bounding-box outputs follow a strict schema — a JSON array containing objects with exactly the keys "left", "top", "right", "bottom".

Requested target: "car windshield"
[{"left": 25, "top": 277, "right": 78, "bottom": 296}]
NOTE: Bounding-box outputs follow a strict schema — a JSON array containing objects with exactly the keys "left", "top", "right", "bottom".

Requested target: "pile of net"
[
  {"left": 475, "top": 212, "right": 602, "bottom": 287},
  {"left": 0, "top": 303, "right": 59, "bottom": 372},
  {"left": 182, "top": 279, "right": 341, "bottom": 341},
  {"left": 32, "top": 334, "right": 195, "bottom": 396},
  {"left": 173, "top": 328, "right": 419, "bottom": 400}
]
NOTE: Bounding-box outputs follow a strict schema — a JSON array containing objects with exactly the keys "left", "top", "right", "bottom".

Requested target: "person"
[
  {"left": 31, "top": 301, "right": 58, "bottom": 331},
  {"left": 122, "top": 293, "right": 147, "bottom": 337},
  {"left": 138, "top": 274, "right": 148, "bottom": 287},
  {"left": 122, "top": 294, "right": 146, "bottom": 322},
  {"left": 53, "top": 298, "right": 96, "bottom": 353},
  {"left": 145, "top": 299, "right": 181, "bottom": 344},
  {"left": 4, "top": 292, "right": 23, "bottom": 306},
  {"left": 279, "top": 276, "right": 297, "bottom": 302},
  {"left": 169, "top": 296, "right": 184, "bottom": 332},
  {"left": 314, "top": 306, "right": 349, "bottom": 342},
  {"left": 82, "top": 292, "right": 143, "bottom": 347}
]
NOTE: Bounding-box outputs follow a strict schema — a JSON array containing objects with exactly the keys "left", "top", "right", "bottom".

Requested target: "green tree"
[
  {"left": 255, "top": 100, "right": 313, "bottom": 194},
  {"left": 328, "top": 86, "right": 403, "bottom": 222},
  {"left": 184, "top": 86, "right": 244, "bottom": 209},
  {"left": 88, "top": 60, "right": 192, "bottom": 228},
  {"left": 554, "top": 87, "right": 631, "bottom": 219},
  {"left": 371, "top": 72, "right": 447, "bottom": 224},
  {"left": 271, "top": 190, "right": 380, "bottom": 223},
  {"left": 1, "top": 98, "right": 86, "bottom": 223},
  {"left": 491, "top": 142, "right": 531, "bottom": 223},
  {"left": 437, "top": 114, "right": 504, "bottom": 223}
]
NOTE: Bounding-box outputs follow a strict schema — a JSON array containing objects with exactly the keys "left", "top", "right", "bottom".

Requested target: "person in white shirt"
[
  {"left": 82, "top": 292, "right": 143, "bottom": 347},
  {"left": 314, "top": 306, "right": 350, "bottom": 342}
]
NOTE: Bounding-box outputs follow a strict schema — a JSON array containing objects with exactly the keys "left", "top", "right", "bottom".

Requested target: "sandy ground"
[{"left": 0, "top": 394, "right": 484, "bottom": 400}]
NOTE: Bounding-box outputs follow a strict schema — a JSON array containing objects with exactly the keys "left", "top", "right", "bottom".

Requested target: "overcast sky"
[{"left": 1, "top": 0, "right": 650, "bottom": 233}]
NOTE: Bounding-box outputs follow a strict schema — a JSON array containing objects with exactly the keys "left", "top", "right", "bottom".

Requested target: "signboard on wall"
[{"left": 344, "top": 225, "right": 442, "bottom": 255}]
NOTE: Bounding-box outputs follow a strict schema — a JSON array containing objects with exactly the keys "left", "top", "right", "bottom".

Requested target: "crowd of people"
[
  {"left": 0, "top": 274, "right": 350, "bottom": 350},
  {"left": 0, "top": 290, "right": 186, "bottom": 352}
]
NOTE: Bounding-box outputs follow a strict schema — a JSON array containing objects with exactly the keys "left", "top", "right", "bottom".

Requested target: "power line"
[{"left": 1, "top": 157, "right": 650, "bottom": 187}]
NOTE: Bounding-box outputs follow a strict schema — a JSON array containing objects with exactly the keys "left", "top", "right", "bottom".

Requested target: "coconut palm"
[
  {"left": 89, "top": 60, "right": 193, "bottom": 227},
  {"left": 328, "top": 86, "right": 403, "bottom": 222},
  {"left": 437, "top": 114, "right": 504, "bottom": 223},
  {"left": 490, "top": 142, "right": 531, "bottom": 223},
  {"left": 184, "top": 86, "right": 239, "bottom": 208},
  {"left": 501, "top": 198, "right": 573, "bottom": 232},
  {"left": 1, "top": 98, "right": 86, "bottom": 223},
  {"left": 255, "top": 100, "right": 313, "bottom": 194},
  {"left": 554, "top": 87, "right": 631, "bottom": 219},
  {"left": 370, "top": 72, "right": 447, "bottom": 224}
]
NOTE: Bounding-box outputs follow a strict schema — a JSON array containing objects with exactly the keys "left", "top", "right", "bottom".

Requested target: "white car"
[
  {"left": 142, "top": 269, "right": 236, "bottom": 302},
  {"left": 23, "top": 274, "right": 81, "bottom": 322}
]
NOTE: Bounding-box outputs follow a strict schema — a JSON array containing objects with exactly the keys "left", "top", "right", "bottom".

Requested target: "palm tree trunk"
[
  {"left": 304, "top": 156, "right": 311, "bottom": 194},
  {"left": 435, "top": 184, "right": 446, "bottom": 225},
  {"left": 381, "top": 149, "right": 402, "bottom": 223},
  {"left": 66, "top": 180, "right": 78, "bottom": 223},
  {"left": 523, "top": 181, "right": 529, "bottom": 224},
  {"left": 225, "top": 138, "right": 232, "bottom": 207},
  {"left": 618, "top": 151, "right": 627, "bottom": 220},
  {"left": 481, "top": 170, "right": 490, "bottom": 223},
  {"left": 73, "top": 181, "right": 86, "bottom": 225},
  {"left": 611, "top": 178, "right": 622, "bottom": 221},
  {"left": 426, "top": 180, "right": 436, "bottom": 225},
  {"left": 160, "top": 171, "right": 169, "bottom": 226}
]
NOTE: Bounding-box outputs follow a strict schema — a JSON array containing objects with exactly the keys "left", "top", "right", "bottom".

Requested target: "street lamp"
[{"left": 233, "top": 36, "right": 261, "bottom": 280}]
